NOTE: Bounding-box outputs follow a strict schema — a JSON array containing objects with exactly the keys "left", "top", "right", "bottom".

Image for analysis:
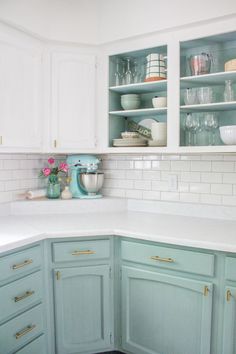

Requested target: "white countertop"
[{"left": 1, "top": 205, "right": 236, "bottom": 253}]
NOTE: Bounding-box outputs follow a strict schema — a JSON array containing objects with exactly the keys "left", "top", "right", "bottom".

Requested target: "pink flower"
[
  {"left": 48, "top": 157, "right": 55, "bottom": 165},
  {"left": 59, "top": 162, "right": 68, "bottom": 173},
  {"left": 42, "top": 167, "right": 51, "bottom": 177}
]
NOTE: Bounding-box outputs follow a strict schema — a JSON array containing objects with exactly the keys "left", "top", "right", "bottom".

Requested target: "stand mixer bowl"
[{"left": 79, "top": 172, "right": 104, "bottom": 196}]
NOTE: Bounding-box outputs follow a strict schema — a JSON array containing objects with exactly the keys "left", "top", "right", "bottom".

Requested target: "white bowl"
[
  {"left": 121, "top": 94, "right": 140, "bottom": 99},
  {"left": 152, "top": 96, "right": 167, "bottom": 108},
  {"left": 220, "top": 125, "right": 236, "bottom": 145}
]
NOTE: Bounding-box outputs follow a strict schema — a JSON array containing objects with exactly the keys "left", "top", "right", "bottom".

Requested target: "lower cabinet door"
[
  {"left": 54, "top": 265, "right": 111, "bottom": 354},
  {"left": 222, "top": 286, "right": 236, "bottom": 354},
  {"left": 121, "top": 266, "right": 213, "bottom": 354}
]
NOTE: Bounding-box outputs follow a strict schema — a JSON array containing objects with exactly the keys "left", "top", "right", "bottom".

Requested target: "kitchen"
[{"left": 1, "top": 1, "right": 236, "bottom": 354}]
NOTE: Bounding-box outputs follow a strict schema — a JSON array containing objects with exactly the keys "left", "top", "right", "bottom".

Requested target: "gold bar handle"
[
  {"left": 14, "top": 290, "right": 35, "bottom": 303},
  {"left": 0, "top": 136, "right": 2, "bottom": 145},
  {"left": 226, "top": 289, "right": 232, "bottom": 302},
  {"left": 12, "top": 259, "right": 33, "bottom": 270},
  {"left": 54, "top": 139, "right": 57, "bottom": 148},
  {"left": 15, "top": 324, "right": 36, "bottom": 339},
  {"left": 72, "top": 250, "right": 95, "bottom": 256},
  {"left": 150, "top": 256, "right": 174, "bottom": 263},
  {"left": 204, "top": 286, "right": 209, "bottom": 296}
]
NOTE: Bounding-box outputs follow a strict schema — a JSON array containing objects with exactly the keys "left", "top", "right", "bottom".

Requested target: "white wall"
[
  {"left": 1, "top": 0, "right": 236, "bottom": 44},
  {"left": 98, "top": 0, "right": 236, "bottom": 43},
  {"left": 0, "top": 0, "right": 99, "bottom": 44}
]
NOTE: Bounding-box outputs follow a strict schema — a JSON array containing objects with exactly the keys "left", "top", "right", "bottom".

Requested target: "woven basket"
[{"left": 225, "top": 59, "right": 236, "bottom": 72}]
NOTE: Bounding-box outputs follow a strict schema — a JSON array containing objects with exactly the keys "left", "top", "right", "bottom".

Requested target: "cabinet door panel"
[
  {"left": 222, "top": 286, "right": 236, "bottom": 354},
  {"left": 51, "top": 52, "right": 96, "bottom": 150},
  {"left": 0, "top": 41, "right": 42, "bottom": 149},
  {"left": 54, "top": 265, "right": 111, "bottom": 354},
  {"left": 122, "top": 266, "right": 212, "bottom": 354}
]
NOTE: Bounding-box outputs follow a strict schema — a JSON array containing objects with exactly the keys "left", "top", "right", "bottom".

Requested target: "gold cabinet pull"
[
  {"left": 54, "top": 139, "right": 57, "bottom": 148},
  {"left": 0, "top": 136, "right": 2, "bottom": 145},
  {"left": 71, "top": 250, "right": 95, "bottom": 256},
  {"left": 14, "top": 290, "right": 35, "bottom": 303},
  {"left": 15, "top": 324, "right": 36, "bottom": 339},
  {"left": 150, "top": 256, "right": 174, "bottom": 263},
  {"left": 12, "top": 259, "right": 33, "bottom": 270},
  {"left": 204, "top": 286, "right": 209, "bottom": 296},
  {"left": 226, "top": 289, "right": 232, "bottom": 302},
  {"left": 56, "top": 271, "right": 61, "bottom": 280}
]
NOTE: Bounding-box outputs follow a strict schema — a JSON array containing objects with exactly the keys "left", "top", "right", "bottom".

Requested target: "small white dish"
[
  {"left": 152, "top": 96, "right": 167, "bottom": 108},
  {"left": 121, "top": 132, "right": 140, "bottom": 139}
]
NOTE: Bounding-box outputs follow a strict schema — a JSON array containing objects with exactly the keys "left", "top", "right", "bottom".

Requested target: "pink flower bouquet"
[{"left": 39, "top": 157, "right": 69, "bottom": 184}]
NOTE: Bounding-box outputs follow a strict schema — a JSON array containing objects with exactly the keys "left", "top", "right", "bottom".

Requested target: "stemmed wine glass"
[
  {"left": 203, "top": 113, "right": 219, "bottom": 145},
  {"left": 185, "top": 113, "right": 201, "bottom": 146}
]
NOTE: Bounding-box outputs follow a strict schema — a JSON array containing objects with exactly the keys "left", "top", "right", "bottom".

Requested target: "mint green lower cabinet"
[
  {"left": 222, "top": 286, "right": 236, "bottom": 354},
  {"left": 54, "top": 265, "right": 111, "bottom": 354},
  {"left": 121, "top": 266, "right": 213, "bottom": 354}
]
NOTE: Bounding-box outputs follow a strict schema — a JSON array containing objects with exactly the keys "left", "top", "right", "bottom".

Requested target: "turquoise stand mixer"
[{"left": 66, "top": 155, "right": 104, "bottom": 199}]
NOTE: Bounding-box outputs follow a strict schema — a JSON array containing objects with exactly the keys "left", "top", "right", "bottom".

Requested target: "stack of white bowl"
[{"left": 121, "top": 94, "right": 141, "bottom": 110}]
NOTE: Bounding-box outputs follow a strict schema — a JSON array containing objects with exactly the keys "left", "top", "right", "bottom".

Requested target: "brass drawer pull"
[
  {"left": 204, "top": 286, "right": 209, "bottom": 296},
  {"left": 12, "top": 259, "right": 33, "bottom": 270},
  {"left": 71, "top": 250, "right": 95, "bottom": 256},
  {"left": 150, "top": 256, "right": 174, "bottom": 263},
  {"left": 14, "top": 290, "right": 35, "bottom": 303},
  {"left": 15, "top": 324, "right": 36, "bottom": 339},
  {"left": 226, "top": 289, "right": 232, "bottom": 302}
]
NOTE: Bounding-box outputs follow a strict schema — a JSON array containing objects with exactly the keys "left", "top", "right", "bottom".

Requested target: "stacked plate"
[{"left": 113, "top": 131, "right": 147, "bottom": 147}]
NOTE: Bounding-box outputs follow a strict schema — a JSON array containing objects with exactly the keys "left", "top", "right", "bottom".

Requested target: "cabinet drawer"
[
  {"left": 0, "top": 246, "right": 41, "bottom": 283},
  {"left": 53, "top": 240, "right": 110, "bottom": 263},
  {"left": 0, "top": 304, "right": 44, "bottom": 354},
  {"left": 121, "top": 241, "right": 214, "bottom": 276},
  {"left": 225, "top": 256, "right": 236, "bottom": 281},
  {"left": 0, "top": 271, "right": 43, "bottom": 322},
  {"left": 15, "top": 335, "right": 46, "bottom": 354}
]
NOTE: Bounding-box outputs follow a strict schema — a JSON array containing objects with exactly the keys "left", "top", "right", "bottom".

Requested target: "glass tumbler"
[
  {"left": 184, "top": 88, "right": 198, "bottom": 105},
  {"left": 197, "top": 87, "right": 213, "bottom": 104}
]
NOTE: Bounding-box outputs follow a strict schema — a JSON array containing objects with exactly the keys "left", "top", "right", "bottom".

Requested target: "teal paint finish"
[
  {"left": 0, "top": 271, "right": 43, "bottom": 323},
  {"left": 52, "top": 239, "right": 110, "bottom": 263},
  {"left": 54, "top": 265, "right": 111, "bottom": 354},
  {"left": 15, "top": 335, "right": 46, "bottom": 354},
  {"left": 121, "top": 266, "right": 213, "bottom": 354},
  {"left": 222, "top": 285, "right": 236, "bottom": 354},
  {"left": 0, "top": 304, "right": 44, "bottom": 354},
  {"left": 225, "top": 257, "right": 236, "bottom": 281},
  {"left": 0, "top": 245, "right": 41, "bottom": 283},
  {"left": 121, "top": 240, "right": 215, "bottom": 276}
]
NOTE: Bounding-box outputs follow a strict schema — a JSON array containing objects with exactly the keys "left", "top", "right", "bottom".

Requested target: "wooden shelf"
[
  {"left": 180, "top": 101, "right": 236, "bottom": 113},
  {"left": 109, "top": 80, "right": 167, "bottom": 94},
  {"left": 180, "top": 71, "right": 236, "bottom": 88},
  {"left": 109, "top": 107, "right": 167, "bottom": 117}
]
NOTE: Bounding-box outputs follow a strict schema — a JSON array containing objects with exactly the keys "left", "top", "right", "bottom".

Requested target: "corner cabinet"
[
  {"left": 0, "top": 25, "right": 43, "bottom": 152},
  {"left": 50, "top": 51, "right": 97, "bottom": 151},
  {"left": 51, "top": 239, "right": 113, "bottom": 354}
]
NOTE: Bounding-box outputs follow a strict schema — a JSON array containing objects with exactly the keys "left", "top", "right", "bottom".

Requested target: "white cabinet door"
[
  {"left": 0, "top": 41, "right": 42, "bottom": 150},
  {"left": 51, "top": 51, "right": 96, "bottom": 150}
]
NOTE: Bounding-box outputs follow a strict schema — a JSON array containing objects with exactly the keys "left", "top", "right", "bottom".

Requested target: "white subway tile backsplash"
[
  {"left": 212, "top": 161, "right": 234, "bottom": 172},
  {"left": 152, "top": 161, "right": 170, "bottom": 171},
  {"left": 223, "top": 173, "right": 236, "bottom": 184},
  {"left": 179, "top": 193, "right": 199, "bottom": 203},
  {"left": 211, "top": 183, "right": 232, "bottom": 195},
  {"left": 180, "top": 172, "right": 201, "bottom": 182},
  {"left": 171, "top": 161, "right": 190, "bottom": 171},
  {"left": 161, "top": 191, "right": 179, "bottom": 202},
  {"left": 200, "top": 194, "right": 222, "bottom": 205},
  {"left": 126, "top": 189, "right": 143, "bottom": 199},
  {"left": 126, "top": 170, "right": 143, "bottom": 180},
  {"left": 189, "top": 183, "right": 210, "bottom": 194},
  {"left": 152, "top": 180, "right": 169, "bottom": 192},
  {"left": 201, "top": 172, "right": 222, "bottom": 183},
  {"left": 142, "top": 190, "right": 161, "bottom": 200},
  {"left": 191, "top": 161, "right": 211, "bottom": 172},
  {"left": 143, "top": 170, "right": 161, "bottom": 180},
  {"left": 135, "top": 180, "right": 151, "bottom": 190}
]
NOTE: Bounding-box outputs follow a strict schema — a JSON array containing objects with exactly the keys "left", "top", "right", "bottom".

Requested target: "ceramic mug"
[{"left": 151, "top": 122, "right": 167, "bottom": 145}]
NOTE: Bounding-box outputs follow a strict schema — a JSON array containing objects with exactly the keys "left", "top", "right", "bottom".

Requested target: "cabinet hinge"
[{"left": 56, "top": 271, "right": 61, "bottom": 280}]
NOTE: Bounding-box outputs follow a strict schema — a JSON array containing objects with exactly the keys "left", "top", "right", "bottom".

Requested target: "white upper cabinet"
[
  {"left": 0, "top": 27, "right": 42, "bottom": 152},
  {"left": 50, "top": 50, "right": 96, "bottom": 151}
]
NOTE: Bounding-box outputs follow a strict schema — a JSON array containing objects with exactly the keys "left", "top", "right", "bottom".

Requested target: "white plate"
[
  {"left": 139, "top": 118, "right": 158, "bottom": 129},
  {"left": 148, "top": 139, "right": 167, "bottom": 147},
  {"left": 113, "top": 138, "right": 147, "bottom": 147}
]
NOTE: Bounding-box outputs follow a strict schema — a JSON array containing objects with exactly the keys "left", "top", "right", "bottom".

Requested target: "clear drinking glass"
[
  {"left": 114, "top": 58, "right": 122, "bottom": 86},
  {"left": 185, "top": 113, "right": 201, "bottom": 146},
  {"left": 132, "top": 60, "right": 139, "bottom": 83},
  {"left": 197, "top": 87, "right": 213, "bottom": 104},
  {"left": 184, "top": 88, "right": 198, "bottom": 105},
  {"left": 124, "top": 57, "right": 133, "bottom": 85},
  {"left": 203, "top": 113, "right": 219, "bottom": 145},
  {"left": 224, "top": 80, "right": 235, "bottom": 102}
]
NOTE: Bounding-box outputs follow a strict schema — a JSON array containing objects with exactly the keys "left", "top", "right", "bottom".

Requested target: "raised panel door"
[
  {"left": 122, "top": 266, "right": 213, "bottom": 354},
  {"left": 51, "top": 51, "right": 96, "bottom": 150},
  {"left": 0, "top": 41, "right": 42, "bottom": 150},
  {"left": 54, "top": 265, "right": 111, "bottom": 354},
  {"left": 222, "top": 286, "right": 236, "bottom": 354}
]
